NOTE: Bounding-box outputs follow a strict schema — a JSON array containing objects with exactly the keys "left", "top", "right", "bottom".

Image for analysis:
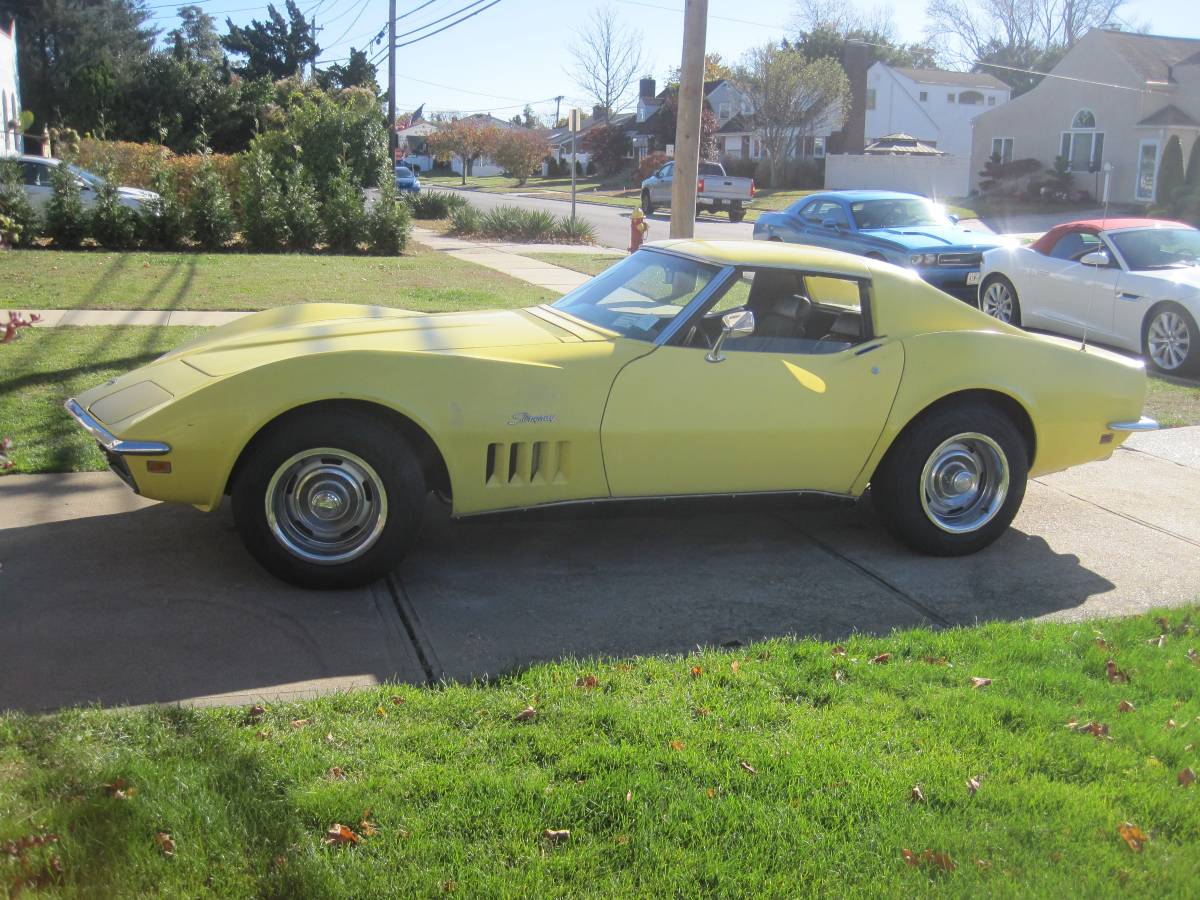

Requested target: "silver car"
[{"left": 13, "top": 155, "right": 159, "bottom": 212}]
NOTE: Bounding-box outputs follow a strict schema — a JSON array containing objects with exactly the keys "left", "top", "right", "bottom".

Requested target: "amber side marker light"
[{"left": 146, "top": 460, "right": 173, "bottom": 474}]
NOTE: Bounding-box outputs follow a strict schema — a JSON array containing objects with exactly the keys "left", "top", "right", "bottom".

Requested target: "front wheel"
[
  {"left": 979, "top": 275, "right": 1021, "bottom": 326},
  {"left": 1143, "top": 302, "right": 1198, "bottom": 376},
  {"left": 871, "top": 404, "right": 1028, "bottom": 556},
  {"left": 640, "top": 190, "right": 654, "bottom": 216},
  {"left": 232, "top": 409, "right": 426, "bottom": 588}
]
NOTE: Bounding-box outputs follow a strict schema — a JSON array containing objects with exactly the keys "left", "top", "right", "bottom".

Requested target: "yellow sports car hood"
[{"left": 165, "top": 303, "right": 580, "bottom": 377}]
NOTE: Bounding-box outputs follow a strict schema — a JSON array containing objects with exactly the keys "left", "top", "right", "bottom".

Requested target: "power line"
[
  {"left": 394, "top": 0, "right": 504, "bottom": 49},
  {"left": 322, "top": 0, "right": 374, "bottom": 50},
  {"left": 395, "top": 0, "right": 489, "bottom": 41}
]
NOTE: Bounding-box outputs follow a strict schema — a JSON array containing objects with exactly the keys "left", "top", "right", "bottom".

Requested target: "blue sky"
[{"left": 144, "top": 0, "right": 1199, "bottom": 120}]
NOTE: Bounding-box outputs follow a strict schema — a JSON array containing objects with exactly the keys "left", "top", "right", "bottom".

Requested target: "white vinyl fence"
[{"left": 824, "top": 154, "right": 971, "bottom": 199}]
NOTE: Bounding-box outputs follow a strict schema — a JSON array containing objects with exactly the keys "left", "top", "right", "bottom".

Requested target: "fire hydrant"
[{"left": 629, "top": 206, "right": 648, "bottom": 252}]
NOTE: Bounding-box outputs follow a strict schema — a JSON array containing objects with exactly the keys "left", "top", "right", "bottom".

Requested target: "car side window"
[
  {"left": 660, "top": 162, "right": 673, "bottom": 177},
  {"left": 815, "top": 202, "right": 850, "bottom": 228},
  {"left": 21, "top": 162, "right": 45, "bottom": 187},
  {"left": 1050, "top": 231, "right": 1101, "bottom": 261},
  {"left": 680, "top": 268, "right": 867, "bottom": 356},
  {"left": 798, "top": 200, "right": 823, "bottom": 222}
]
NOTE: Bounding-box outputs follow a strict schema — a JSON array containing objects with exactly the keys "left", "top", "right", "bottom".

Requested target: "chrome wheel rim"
[
  {"left": 265, "top": 448, "right": 388, "bottom": 565},
  {"left": 981, "top": 282, "right": 1013, "bottom": 322},
  {"left": 1147, "top": 311, "right": 1190, "bottom": 371},
  {"left": 919, "top": 433, "right": 1010, "bottom": 534}
]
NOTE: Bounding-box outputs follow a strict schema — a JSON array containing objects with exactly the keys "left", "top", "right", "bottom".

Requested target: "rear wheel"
[
  {"left": 640, "top": 190, "right": 654, "bottom": 216},
  {"left": 729, "top": 209, "right": 746, "bottom": 223},
  {"left": 232, "top": 409, "right": 426, "bottom": 589},
  {"left": 872, "top": 404, "right": 1028, "bottom": 556},
  {"left": 980, "top": 275, "right": 1021, "bottom": 326},
  {"left": 1143, "top": 302, "right": 1198, "bottom": 376}
]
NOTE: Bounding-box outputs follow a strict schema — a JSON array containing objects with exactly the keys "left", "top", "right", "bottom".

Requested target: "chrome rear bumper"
[
  {"left": 64, "top": 398, "right": 171, "bottom": 455},
  {"left": 1107, "top": 416, "right": 1159, "bottom": 432}
]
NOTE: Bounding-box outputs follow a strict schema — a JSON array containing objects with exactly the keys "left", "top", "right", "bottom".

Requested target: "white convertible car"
[{"left": 978, "top": 218, "right": 1199, "bottom": 375}]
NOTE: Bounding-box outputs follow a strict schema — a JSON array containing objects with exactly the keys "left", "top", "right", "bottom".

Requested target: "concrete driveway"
[{"left": 2, "top": 429, "right": 1197, "bottom": 712}]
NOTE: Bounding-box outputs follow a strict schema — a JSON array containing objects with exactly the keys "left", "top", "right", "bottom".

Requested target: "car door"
[
  {"left": 650, "top": 162, "right": 674, "bottom": 205},
  {"left": 21, "top": 161, "right": 52, "bottom": 211},
  {"left": 1032, "top": 231, "right": 1121, "bottom": 338},
  {"left": 799, "top": 200, "right": 856, "bottom": 253},
  {"left": 600, "top": 269, "right": 904, "bottom": 497}
]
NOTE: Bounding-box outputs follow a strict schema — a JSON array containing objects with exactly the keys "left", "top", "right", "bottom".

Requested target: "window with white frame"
[
  {"left": 947, "top": 92, "right": 956, "bottom": 103},
  {"left": 1060, "top": 108, "right": 1103, "bottom": 172},
  {"left": 959, "top": 90, "right": 983, "bottom": 105},
  {"left": 866, "top": 89, "right": 876, "bottom": 110},
  {"left": 814, "top": 137, "right": 826, "bottom": 158},
  {"left": 991, "top": 137, "right": 1013, "bottom": 164},
  {"left": 1136, "top": 140, "right": 1159, "bottom": 202},
  {"left": 718, "top": 101, "right": 731, "bottom": 119},
  {"left": 752, "top": 138, "right": 762, "bottom": 159},
  {"left": 987, "top": 95, "right": 996, "bottom": 106}
]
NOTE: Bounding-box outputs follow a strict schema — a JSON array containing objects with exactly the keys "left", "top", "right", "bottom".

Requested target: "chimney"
[
  {"left": 640, "top": 78, "right": 656, "bottom": 99},
  {"left": 593, "top": 104, "right": 609, "bottom": 123},
  {"left": 827, "top": 40, "right": 870, "bottom": 155}
]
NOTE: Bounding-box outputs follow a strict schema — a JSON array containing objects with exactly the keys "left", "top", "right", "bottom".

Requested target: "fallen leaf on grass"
[
  {"left": 1076, "top": 721, "right": 1112, "bottom": 740},
  {"left": 1095, "top": 636, "right": 1108, "bottom": 649},
  {"left": 543, "top": 829, "right": 570, "bottom": 844},
  {"left": 971, "top": 677, "right": 992, "bottom": 689},
  {"left": 153, "top": 832, "right": 175, "bottom": 856},
  {"left": 730, "top": 660, "right": 740, "bottom": 673},
  {"left": 246, "top": 705, "right": 265, "bottom": 721},
  {"left": 322, "top": 824, "right": 360, "bottom": 847},
  {"left": 740, "top": 761, "right": 757, "bottom": 775},
  {"left": 256, "top": 730, "right": 271, "bottom": 741},
  {"left": 1106, "top": 660, "right": 1129, "bottom": 683},
  {"left": 1118, "top": 700, "right": 1136, "bottom": 713},
  {"left": 706, "top": 787, "right": 717, "bottom": 798},
  {"left": 376, "top": 706, "right": 388, "bottom": 718},
  {"left": 690, "top": 665, "right": 703, "bottom": 677},
  {"left": 693, "top": 706, "right": 710, "bottom": 718},
  {"left": 831, "top": 645, "right": 847, "bottom": 657},
  {"left": 910, "top": 784, "right": 926, "bottom": 803},
  {"left": 1148, "top": 635, "right": 1166, "bottom": 648},
  {"left": 870, "top": 653, "right": 891, "bottom": 665},
  {"left": 103, "top": 779, "right": 136, "bottom": 800},
  {"left": 1167, "top": 719, "right": 1178, "bottom": 729},
  {"left": 625, "top": 789, "right": 632, "bottom": 802},
  {"left": 575, "top": 674, "right": 599, "bottom": 689},
  {"left": 974, "top": 858, "right": 992, "bottom": 870},
  {"left": 902, "top": 848, "right": 955, "bottom": 871},
  {"left": 290, "top": 719, "right": 309, "bottom": 729},
  {"left": 1065, "top": 717, "right": 1078, "bottom": 729},
  {"left": 359, "top": 812, "right": 379, "bottom": 837},
  {"left": 966, "top": 775, "right": 982, "bottom": 796},
  {"left": 1118, "top": 822, "right": 1148, "bottom": 853},
  {"left": 1179, "top": 768, "right": 1196, "bottom": 787},
  {"left": 833, "top": 669, "right": 846, "bottom": 683},
  {"left": 391, "top": 696, "right": 406, "bottom": 706},
  {"left": 514, "top": 706, "right": 537, "bottom": 722},
  {"left": 669, "top": 740, "right": 685, "bottom": 751},
  {"left": 922, "top": 656, "right": 949, "bottom": 666},
  {"left": 1187, "top": 649, "right": 1200, "bottom": 667},
  {"left": 442, "top": 880, "right": 457, "bottom": 892},
  {"left": 326, "top": 767, "right": 346, "bottom": 781}
]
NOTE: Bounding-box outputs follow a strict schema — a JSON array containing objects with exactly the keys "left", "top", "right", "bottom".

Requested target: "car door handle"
[
  {"left": 1117, "top": 291, "right": 1140, "bottom": 301},
  {"left": 855, "top": 343, "right": 884, "bottom": 356}
]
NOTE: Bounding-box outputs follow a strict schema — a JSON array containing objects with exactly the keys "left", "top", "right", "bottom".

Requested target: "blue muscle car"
[{"left": 752, "top": 190, "right": 1008, "bottom": 299}]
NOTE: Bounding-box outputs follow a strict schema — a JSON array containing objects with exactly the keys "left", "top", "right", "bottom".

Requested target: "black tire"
[
  {"left": 232, "top": 408, "right": 426, "bottom": 589},
  {"left": 640, "top": 190, "right": 654, "bottom": 216},
  {"left": 729, "top": 209, "right": 746, "bottom": 223},
  {"left": 1142, "top": 302, "right": 1198, "bottom": 377},
  {"left": 871, "top": 403, "right": 1028, "bottom": 556},
  {"left": 979, "top": 274, "right": 1021, "bottom": 327}
]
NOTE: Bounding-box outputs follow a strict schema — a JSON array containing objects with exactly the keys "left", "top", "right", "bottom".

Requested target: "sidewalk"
[{"left": 411, "top": 226, "right": 620, "bottom": 293}]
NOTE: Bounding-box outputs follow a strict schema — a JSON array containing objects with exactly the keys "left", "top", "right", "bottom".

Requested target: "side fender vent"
[{"left": 486, "top": 441, "right": 570, "bottom": 486}]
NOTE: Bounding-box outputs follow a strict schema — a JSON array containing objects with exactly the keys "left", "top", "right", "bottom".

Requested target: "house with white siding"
[{"left": 1, "top": 17, "right": 22, "bottom": 156}]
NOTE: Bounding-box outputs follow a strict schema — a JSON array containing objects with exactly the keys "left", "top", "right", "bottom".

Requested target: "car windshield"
[
  {"left": 395, "top": 167, "right": 414, "bottom": 177},
  {"left": 551, "top": 250, "right": 720, "bottom": 341},
  {"left": 698, "top": 163, "right": 724, "bottom": 176},
  {"left": 1108, "top": 228, "right": 1200, "bottom": 270},
  {"left": 65, "top": 164, "right": 105, "bottom": 188},
  {"left": 850, "top": 198, "right": 950, "bottom": 230}
]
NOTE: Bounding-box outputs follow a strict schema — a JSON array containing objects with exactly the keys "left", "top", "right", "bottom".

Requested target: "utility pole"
[
  {"left": 554, "top": 95, "right": 564, "bottom": 127},
  {"left": 670, "top": 0, "right": 708, "bottom": 239},
  {"left": 568, "top": 107, "right": 581, "bottom": 223},
  {"left": 388, "top": 0, "right": 398, "bottom": 163}
]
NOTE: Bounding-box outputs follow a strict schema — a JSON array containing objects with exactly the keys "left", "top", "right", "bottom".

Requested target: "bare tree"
[
  {"left": 568, "top": 6, "right": 647, "bottom": 119},
  {"left": 735, "top": 44, "right": 850, "bottom": 186},
  {"left": 925, "top": 0, "right": 1128, "bottom": 64},
  {"left": 792, "top": 0, "right": 899, "bottom": 41}
]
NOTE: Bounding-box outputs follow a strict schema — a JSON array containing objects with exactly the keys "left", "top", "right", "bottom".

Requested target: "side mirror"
[
  {"left": 1079, "top": 250, "right": 1110, "bottom": 267},
  {"left": 821, "top": 218, "right": 841, "bottom": 230},
  {"left": 948, "top": 214, "right": 960, "bottom": 224},
  {"left": 706, "top": 309, "right": 756, "bottom": 363}
]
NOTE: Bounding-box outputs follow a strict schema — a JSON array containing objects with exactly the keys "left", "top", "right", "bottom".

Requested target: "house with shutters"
[{"left": 968, "top": 28, "right": 1200, "bottom": 204}]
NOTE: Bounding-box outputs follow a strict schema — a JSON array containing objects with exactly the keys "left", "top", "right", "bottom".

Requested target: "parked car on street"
[
  {"left": 67, "top": 240, "right": 1153, "bottom": 588},
  {"left": 394, "top": 165, "right": 421, "bottom": 193},
  {"left": 754, "top": 190, "right": 1008, "bottom": 298},
  {"left": 13, "top": 155, "right": 158, "bottom": 212},
  {"left": 640, "top": 161, "right": 754, "bottom": 222},
  {"left": 978, "top": 218, "right": 1200, "bottom": 375}
]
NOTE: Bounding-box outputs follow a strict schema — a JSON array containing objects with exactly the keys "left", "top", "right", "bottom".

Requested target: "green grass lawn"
[
  {"left": 0, "top": 247, "right": 555, "bottom": 312},
  {"left": 0, "top": 326, "right": 208, "bottom": 474},
  {"left": 3, "top": 608, "right": 1199, "bottom": 896},
  {"left": 1146, "top": 376, "right": 1200, "bottom": 427},
  {"left": 525, "top": 252, "right": 625, "bottom": 277}
]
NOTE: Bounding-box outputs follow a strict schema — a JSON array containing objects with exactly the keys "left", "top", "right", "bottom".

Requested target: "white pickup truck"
[{"left": 640, "top": 161, "right": 755, "bottom": 222}]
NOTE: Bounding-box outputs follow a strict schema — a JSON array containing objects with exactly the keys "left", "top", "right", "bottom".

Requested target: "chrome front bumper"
[
  {"left": 1107, "top": 416, "right": 1159, "bottom": 432},
  {"left": 64, "top": 398, "right": 171, "bottom": 455}
]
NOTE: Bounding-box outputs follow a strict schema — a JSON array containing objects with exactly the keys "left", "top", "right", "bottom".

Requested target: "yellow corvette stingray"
[{"left": 68, "top": 241, "right": 1154, "bottom": 588}]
